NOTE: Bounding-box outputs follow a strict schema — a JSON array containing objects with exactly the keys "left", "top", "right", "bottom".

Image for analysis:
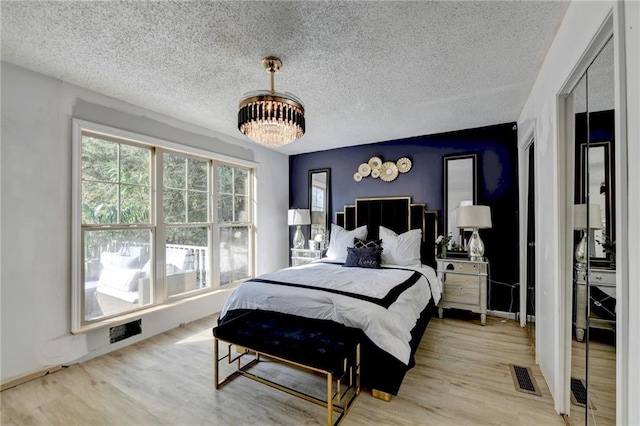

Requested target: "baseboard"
[
  {"left": 487, "top": 310, "right": 518, "bottom": 321},
  {"left": 1, "top": 365, "right": 62, "bottom": 391}
]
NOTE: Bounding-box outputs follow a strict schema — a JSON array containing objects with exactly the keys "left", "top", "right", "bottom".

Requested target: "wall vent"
[
  {"left": 110, "top": 319, "right": 142, "bottom": 344},
  {"left": 570, "top": 377, "right": 593, "bottom": 408},
  {"left": 509, "top": 364, "right": 541, "bottom": 396}
]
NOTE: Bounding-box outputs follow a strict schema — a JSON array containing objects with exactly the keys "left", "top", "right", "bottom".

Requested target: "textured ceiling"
[{"left": 1, "top": 1, "right": 569, "bottom": 155}]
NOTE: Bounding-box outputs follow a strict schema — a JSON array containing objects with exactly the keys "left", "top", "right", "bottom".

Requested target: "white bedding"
[{"left": 220, "top": 261, "right": 442, "bottom": 365}]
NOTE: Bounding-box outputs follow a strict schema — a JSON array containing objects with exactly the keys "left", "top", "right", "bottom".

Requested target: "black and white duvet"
[{"left": 220, "top": 261, "right": 442, "bottom": 365}]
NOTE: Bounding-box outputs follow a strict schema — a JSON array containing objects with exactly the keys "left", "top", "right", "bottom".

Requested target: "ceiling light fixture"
[{"left": 238, "top": 56, "right": 305, "bottom": 148}]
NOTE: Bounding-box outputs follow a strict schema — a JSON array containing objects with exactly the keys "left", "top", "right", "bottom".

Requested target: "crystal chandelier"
[{"left": 238, "top": 56, "right": 305, "bottom": 148}]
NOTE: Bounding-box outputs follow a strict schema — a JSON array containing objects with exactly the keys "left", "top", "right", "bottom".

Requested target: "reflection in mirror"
[
  {"left": 569, "top": 66, "right": 589, "bottom": 426},
  {"left": 568, "top": 35, "right": 615, "bottom": 426},
  {"left": 584, "top": 34, "right": 615, "bottom": 426},
  {"left": 580, "top": 142, "right": 613, "bottom": 258},
  {"left": 443, "top": 154, "right": 477, "bottom": 250},
  {"left": 308, "top": 169, "right": 331, "bottom": 250}
]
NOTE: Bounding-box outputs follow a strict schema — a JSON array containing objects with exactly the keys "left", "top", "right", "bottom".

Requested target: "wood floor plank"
[{"left": 1, "top": 315, "right": 564, "bottom": 425}]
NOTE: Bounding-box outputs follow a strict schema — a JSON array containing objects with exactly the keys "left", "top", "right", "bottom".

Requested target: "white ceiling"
[{"left": 1, "top": 1, "right": 569, "bottom": 155}]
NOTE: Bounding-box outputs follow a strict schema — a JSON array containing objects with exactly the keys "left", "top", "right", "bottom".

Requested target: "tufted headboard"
[{"left": 334, "top": 196, "right": 438, "bottom": 268}]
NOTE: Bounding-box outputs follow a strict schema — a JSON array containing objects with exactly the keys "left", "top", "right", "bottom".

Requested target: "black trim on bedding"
[
  {"left": 380, "top": 265, "right": 435, "bottom": 298},
  {"left": 250, "top": 269, "right": 423, "bottom": 309}
]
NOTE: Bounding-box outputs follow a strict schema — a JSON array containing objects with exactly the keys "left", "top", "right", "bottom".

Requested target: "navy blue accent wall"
[{"left": 289, "top": 122, "right": 519, "bottom": 312}]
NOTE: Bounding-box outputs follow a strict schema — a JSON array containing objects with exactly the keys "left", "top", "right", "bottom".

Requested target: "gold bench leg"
[
  {"left": 214, "top": 337, "right": 360, "bottom": 425},
  {"left": 327, "top": 372, "right": 333, "bottom": 426},
  {"left": 372, "top": 389, "right": 393, "bottom": 402},
  {"left": 214, "top": 338, "right": 219, "bottom": 388}
]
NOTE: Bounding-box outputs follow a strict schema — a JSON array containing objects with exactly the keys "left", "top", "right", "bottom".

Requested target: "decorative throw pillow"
[
  {"left": 325, "top": 224, "right": 368, "bottom": 261},
  {"left": 353, "top": 238, "right": 382, "bottom": 250},
  {"left": 379, "top": 226, "right": 422, "bottom": 266},
  {"left": 343, "top": 246, "right": 383, "bottom": 269}
]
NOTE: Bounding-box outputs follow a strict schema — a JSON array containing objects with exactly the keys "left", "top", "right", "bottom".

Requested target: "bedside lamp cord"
[{"left": 486, "top": 262, "right": 519, "bottom": 316}]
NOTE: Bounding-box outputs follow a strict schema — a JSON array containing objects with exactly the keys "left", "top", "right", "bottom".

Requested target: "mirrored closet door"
[{"left": 568, "top": 35, "right": 615, "bottom": 426}]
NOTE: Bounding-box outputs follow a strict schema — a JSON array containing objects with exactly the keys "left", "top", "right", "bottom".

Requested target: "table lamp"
[
  {"left": 456, "top": 205, "right": 492, "bottom": 261},
  {"left": 288, "top": 209, "right": 311, "bottom": 249},
  {"left": 573, "top": 204, "right": 603, "bottom": 266}
]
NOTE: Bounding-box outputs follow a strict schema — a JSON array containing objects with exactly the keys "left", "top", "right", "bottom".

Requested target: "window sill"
[{"left": 71, "top": 285, "right": 239, "bottom": 335}]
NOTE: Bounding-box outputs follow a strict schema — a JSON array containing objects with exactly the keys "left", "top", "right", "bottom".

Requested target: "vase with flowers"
[
  {"left": 436, "top": 234, "right": 452, "bottom": 258},
  {"left": 596, "top": 233, "right": 616, "bottom": 269}
]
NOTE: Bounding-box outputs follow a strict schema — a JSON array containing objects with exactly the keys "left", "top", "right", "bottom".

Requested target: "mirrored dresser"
[
  {"left": 573, "top": 266, "right": 616, "bottom": 342},
  {"left": 291, "top": 248, "right": 325, "bottom": 266},
  {"left": 436, "top": 258, "right": 488, "bottom": 325}
]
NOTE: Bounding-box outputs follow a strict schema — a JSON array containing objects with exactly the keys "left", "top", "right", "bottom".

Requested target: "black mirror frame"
[
  {"left": 578, "top": 140, "right": 615, "bottom": 261},
  {"left": 308, "top": 168, "right": 331, "bottom": 244},
  {"left": 442, "top": 153, "right": 478, "bottom": 252}
]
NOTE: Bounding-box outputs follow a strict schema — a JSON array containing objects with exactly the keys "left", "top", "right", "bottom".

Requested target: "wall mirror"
[
  {"left": 567, "top": 34, "right": 615, "bottom": 426},
  {"left": 443, "top": 154, "right": 477, "bottom": 250},
  {"left": 579, "top": 140, "right": 614, "bottom": 260},
  {"left": 308, "top": 169, "right": 331, "bottom": 249}
]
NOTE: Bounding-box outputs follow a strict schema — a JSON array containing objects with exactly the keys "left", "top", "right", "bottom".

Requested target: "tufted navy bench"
[{"left": 213, "top": 311, "right": 360, "bottom": 426}]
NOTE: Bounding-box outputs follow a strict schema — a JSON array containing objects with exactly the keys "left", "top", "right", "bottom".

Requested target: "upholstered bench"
[{"left": 213, "top": 311, "right": 360, "bottom": 426}]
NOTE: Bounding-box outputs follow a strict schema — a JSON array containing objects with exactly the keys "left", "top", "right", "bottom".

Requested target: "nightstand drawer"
[
  {"left": 441, "top": 261, "right": 487, "bottom": 275},
  {"left": 589, "top": 269, "right": 615, "bottom": 286},
  {"left": 443, "top": 277, "right": 479, "bottom": 305},
  {"left": 290, "top": 249, "right": 325, "bottom": 266}
]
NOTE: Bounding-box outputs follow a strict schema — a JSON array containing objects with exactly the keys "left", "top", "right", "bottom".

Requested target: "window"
[
  {"left": 217, "top": 164, "right": 252, "bottom": 285},
  {"left": 163, "top": 153, "right": 210, "bottom": 295},
  {"left": 72, "top": 121, "right": 255, "bottom": 332}
]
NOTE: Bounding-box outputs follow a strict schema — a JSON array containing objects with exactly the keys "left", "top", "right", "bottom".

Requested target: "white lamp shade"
[
  {"left": 456, "top": 205, "right": 492, "bottom": 229},
  {"left": 288, "top": 209, "right": 311, "bottom": 226},
  {"left": 573, "top": 204, "right": 602, "bottom": 230}
]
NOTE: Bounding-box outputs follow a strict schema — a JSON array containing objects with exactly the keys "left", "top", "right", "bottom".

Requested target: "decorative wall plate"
[
  {"left": 371, "top": 169, "right": 380, "bottom": 178},
  {"left": 353, "top": 172, "right": 363, "bottom": 182},
  {"left": 368, "top": 156, "right": 383, "bottom": 170},
  {"left": 396, "top": 157, "right": 412, "bottom": 173},
  {"left": 380, "top": 161, "right": 399, "bottom": 182},
  {"left": 358, "top": 163, "right": 371, "bottom": 177}
]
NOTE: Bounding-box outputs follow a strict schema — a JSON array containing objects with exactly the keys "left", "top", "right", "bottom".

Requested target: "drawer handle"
[{"left": 594, "top": 276, "right": 603, "bottom": 281}]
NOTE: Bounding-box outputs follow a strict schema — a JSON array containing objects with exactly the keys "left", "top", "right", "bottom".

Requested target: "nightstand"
[
  {"left": 291, "top": 248, "right": 324, "bottom": 266},
  {"left": 436, "top": 258, "right": 488, "bottom": 325},
  {"left": 574, "top": 266, "right": 616, "bottom": 342}
]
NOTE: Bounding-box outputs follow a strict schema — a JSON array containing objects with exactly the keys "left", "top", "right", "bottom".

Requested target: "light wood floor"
[
  {"left": 569, "top": 336, "right": 616, "bottom": 425},
  {"left": 1, "top": 314, "right": 564, "bottom": 425}
]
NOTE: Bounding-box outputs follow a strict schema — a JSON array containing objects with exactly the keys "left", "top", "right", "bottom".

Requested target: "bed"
[{"left": 214, "top": 196, "right": 441, "bottom": 400}]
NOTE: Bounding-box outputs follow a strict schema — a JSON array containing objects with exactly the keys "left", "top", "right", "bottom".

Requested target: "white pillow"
[
  {"left": 325, "top": 224, "right": 368, "bottom": 261},
  {"left": 98, "top": 265, "right": 140, "bottom": 292},
  {"left": 379, "top": 226, "right": 422, "bottom": 266}
]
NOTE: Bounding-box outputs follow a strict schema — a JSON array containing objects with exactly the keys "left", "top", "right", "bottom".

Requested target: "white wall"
[
  {"left": 0, "top": 62, "right": 290, "bottom": 384},
  {"left": 517, "top": 0, "right": 640, "bottom": 423}
]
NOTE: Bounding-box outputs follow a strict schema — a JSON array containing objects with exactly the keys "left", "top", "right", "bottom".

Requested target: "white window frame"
[
  {"left": 71, "top": 119, "right": 257, "bottom": 333},
  {"left": 216, "top": 162, "right": 255, "bottom": 285}
]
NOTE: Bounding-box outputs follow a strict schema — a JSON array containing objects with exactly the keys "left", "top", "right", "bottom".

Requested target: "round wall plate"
[
  {"left": 353, "top": 172, "right": 363, "bottom": 182},
  {"left": 358, "top": 163, "right": 371, "bottom": 177},
  {"left": 397, "top": 157, "right": 412, "bottom": 173},
  {"left": 380, "top": 161, "right": 399, "bottom": 182},
  {"left": 368, "top": 156, "right": 383, "bottom": 170}
]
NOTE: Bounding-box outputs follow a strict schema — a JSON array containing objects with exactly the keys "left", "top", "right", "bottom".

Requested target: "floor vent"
[
  {"left": 110, "top": 319, "right": 142, "bottom": 344},
  {"left": 570, "top": 378, "right": 591, "bottom": 408},
  {"left": 509, "top": 364, "right": 541, "bottom": 396}
]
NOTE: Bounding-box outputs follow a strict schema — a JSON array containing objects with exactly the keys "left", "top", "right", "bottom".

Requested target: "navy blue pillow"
[{"left": 343, "top": 246, "right": 382, "bottom": 269}]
